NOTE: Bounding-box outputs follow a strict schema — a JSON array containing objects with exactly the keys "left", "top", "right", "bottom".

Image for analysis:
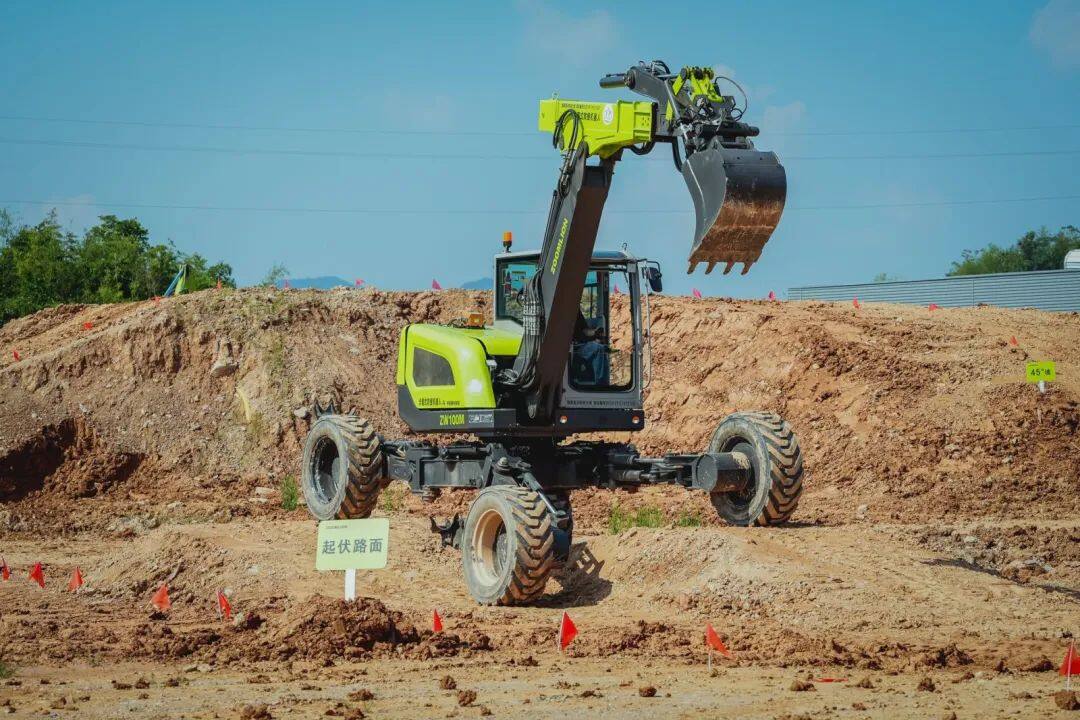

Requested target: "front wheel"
[
  {"left": 462, "top": 486, "right": 556, "bottom": 605},
  {"left": 708, "top": 411, "right": 803, "bottom": 526},
  {"left": 300, "top": 414, "right": 385, "bottom": 520}
]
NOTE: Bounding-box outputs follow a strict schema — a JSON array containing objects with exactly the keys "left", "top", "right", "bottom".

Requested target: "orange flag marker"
[
  {"left": 12, "top": 350, "right": 20, "bottom": 361},
  {"left": 355, "top": 278, "right": 364, "bottom": 287},
  {"left": 431, "top": 279, "right": 443, "bottom": 290},
  {"left": 432, "top": 609, "right": 443, "bottom": 633},
  {"left": 82, "top": 321, "right": 94, "bottom": 330},
  {"left": 1, "top": 557, "right": 10, "bottom": 581},
  {"left": 705, "top": 624, "right": 733, "bottom": 672},
  {"left": 928, "top": 303, "right": 940, "bottom": 312},
  {"left": 852, "top": 297, "right": 861, "bottom": 309},
  {"left": 692, "top": 288, "right": 702, "bottom": 299},
  {"left": 217, "top": 590, "right": 232, "bottom": 620},
  {"left": 1009, "top": 335, "right": 1019, "bottom": 346},
  {"left": 768, "top": 290, "right": 777, "bottom": 301},
  {"left": 558, "top": 612, "right": 578, "bottom": 652},
  {"left": 29, "top": 562, "right": 45, "bottom": 588},
  {"left": 1062, "top": 640, "right": 1080, "bottom": 689},
  {"left": 151, "top": 583, "right": 171, "bottom": 612},
  {"left": 68, "top": 567, "right": 84, "bottom": 592}
]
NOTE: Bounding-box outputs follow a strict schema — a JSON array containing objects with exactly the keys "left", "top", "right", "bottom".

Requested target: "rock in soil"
[{"left": 1054, "top": 690, "right": 1079, "bottom": 711}]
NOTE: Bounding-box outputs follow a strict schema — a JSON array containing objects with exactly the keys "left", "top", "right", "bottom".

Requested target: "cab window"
[
  {"left": 496, "top": 259, "right": 538, "bottom": 324},
  {"left": 412, "top": 347, "right": 455, "bottom": 386},
  {"left": 569, "top": 268, "right": 633, "bottom": 392}
]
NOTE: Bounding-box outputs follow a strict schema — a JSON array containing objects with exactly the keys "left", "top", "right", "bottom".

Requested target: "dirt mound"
[{"left": 1, "top": 287, "right": 1078, "bottom": 533}]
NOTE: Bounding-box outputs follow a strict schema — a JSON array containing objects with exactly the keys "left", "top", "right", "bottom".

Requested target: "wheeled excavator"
[{"left": 300, "top": 61, "right": 803, "bottom": 605}]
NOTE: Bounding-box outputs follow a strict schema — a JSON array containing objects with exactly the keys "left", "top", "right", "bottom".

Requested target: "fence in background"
[{"left": 789, "top": 269, "right": 1080, "bottom": 312}]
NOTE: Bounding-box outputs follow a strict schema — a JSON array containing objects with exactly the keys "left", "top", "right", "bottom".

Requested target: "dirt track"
[{"left": 1, "top": 288, "right": 1078, "bottom": 717}]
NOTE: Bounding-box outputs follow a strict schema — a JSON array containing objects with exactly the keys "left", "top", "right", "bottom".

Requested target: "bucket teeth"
[{"left": 682, "top": 145, "right": 787, "bottom": 275}]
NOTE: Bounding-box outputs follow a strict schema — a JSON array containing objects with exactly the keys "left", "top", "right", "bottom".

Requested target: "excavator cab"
[{"left": 494, "top": 250, "right": 647, "bottom": 427}]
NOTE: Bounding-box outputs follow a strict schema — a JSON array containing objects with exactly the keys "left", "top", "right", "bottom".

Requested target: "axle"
[{"left": 382, "top": 439, "right": 752, "bottom": 497}]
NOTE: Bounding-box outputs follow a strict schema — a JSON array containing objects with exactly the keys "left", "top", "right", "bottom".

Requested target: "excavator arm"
[{"left": 499, "top": 61, "right": 787, "bottom": 424}]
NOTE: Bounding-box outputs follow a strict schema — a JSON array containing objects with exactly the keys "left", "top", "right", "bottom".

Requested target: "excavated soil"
[{"left": 1, "top": 287, "right": 1078, "bottom": 718}]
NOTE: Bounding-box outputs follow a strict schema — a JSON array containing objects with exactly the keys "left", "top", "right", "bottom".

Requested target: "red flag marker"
[
  {"left": 152, "top": 296, "right": 161, "bottom": 305},
  {"left": 816, "top": 677, "right": 847, "bottom": 683},
  {"left": 558, "top": 611, "right": 578, "bottom": 651},
  {"left": 432, "top": 609, "right": 443, "bottom": 633},
  {"left": 768, "top": 290, "right": 776, "bottom": 301},
  {"left": 928, "top": 303, "right": 940, "bottom": 312},
  {"left": 151, "top": 583, "right": 171, "bottom": 612},
  {"left": 705, "top": 624, "right": 733, "bottom": 657},
  {"left": 613, "top": 284, "right": 622, "bottom": 295},
  {"left": 217, "top": 590, "right": 232, "bottom": 620},
  {"left": 432, "top": 279, "right": 443, "bottom": 291},
  {"left": 283, "top": 279, "right": 291, "bottom": 289},
  {"left": 852, "top": 297, "right": 860, "bottom": 309},
  {"left": 82, "top": 321, "right": 94, "bottom": 330},
  {"left": 355, "top": 278, "right": 364, "bottom": 287},
  {"left": 29, "top": 562, "right": 45, "bottom": 588},
  {"left": 11, "top": 350, "right": 20, "bottom": 361},
  {"left": 1, "top": 557, "right": 10, "bottom": 581},
  {"left": 692, "top": 288, "right": 702, "bottom": 299},
  {"left": 1009, "top": 336, "right": 1019, "bottom": 346},
  {"left": 1062, "top": 641, "right": 1080, "bottom": 683},
  {"left": 216, "top": 279, "right": 222, "bottom": 289},
  {"left": 68, "top": 567, "right": 84, "bottom": 592}
]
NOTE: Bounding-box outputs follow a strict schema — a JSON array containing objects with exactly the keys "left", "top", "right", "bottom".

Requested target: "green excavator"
[{"left": 300, "top": 61, "right": 802, "bottom": 605}]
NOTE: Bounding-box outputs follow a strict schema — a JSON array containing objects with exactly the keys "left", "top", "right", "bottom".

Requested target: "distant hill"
[
  {"left": 460, "top": 277, "right": 493, "bottom": 290},
  {"left": 277, "top": 276, "right": 351, "bottom": 290}
]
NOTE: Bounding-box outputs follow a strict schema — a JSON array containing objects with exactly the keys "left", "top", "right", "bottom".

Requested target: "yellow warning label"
[{"left": 1025, "top": 361, "right": 1056, "bottom": 383}]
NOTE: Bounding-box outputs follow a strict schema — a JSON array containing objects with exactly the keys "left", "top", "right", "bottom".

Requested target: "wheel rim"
[
  {"left": 723, "top": 439, "right": 758, "bottom": 512},
  {"left": 311, "top": 437, "right": 341, "bottom": 504},
  {"left": 471, "top": 508, "right": 509, "bottom": 587}
]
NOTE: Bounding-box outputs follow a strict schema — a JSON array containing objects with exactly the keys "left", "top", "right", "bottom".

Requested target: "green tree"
[
  {"left": 949, "top": 225, "right": 1080, "bottom": 276},
  {"left": 0, "top": 212, "right": 80, "bottom": 322},
  {"left": 261, "top": 262, "right": 289, "bottom": 287},
  {"left": 0, "top": 209, "right": 235, "bottom": 324}
]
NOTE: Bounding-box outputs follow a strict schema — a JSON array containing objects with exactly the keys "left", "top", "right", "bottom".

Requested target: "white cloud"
[
  {"left": 1030, "top": 0, "right": 1080, "bottom": 69},
  {"left": 516, "top": 0, "right": 617, "bottom": 66},
  {"left": 761, "top": 101, "right": 806, "bottom": 134}
]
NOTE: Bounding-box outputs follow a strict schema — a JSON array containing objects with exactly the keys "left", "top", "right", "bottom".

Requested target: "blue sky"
[{"left": 1, "top": 0, "right": 1078, "bottom": 296}]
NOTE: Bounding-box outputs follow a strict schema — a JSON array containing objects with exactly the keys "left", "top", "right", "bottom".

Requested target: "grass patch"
[
  {"left": 607, "top": 504, "right": 664, "bottom": 534},
  {"left": 379, "top": 484, "right": 406, "bottom": 513},
  {"left": 0, "top": 660, "right": 14, "bottom": 679},
  {"left": 264, "top": 334, "right": 286, "bottom": 378},
  {"left": 280, "top": 475, "right": 299, "bottom": 511},
  {"left": 674, "top": 510, "right": 705, "bottom": 528}
]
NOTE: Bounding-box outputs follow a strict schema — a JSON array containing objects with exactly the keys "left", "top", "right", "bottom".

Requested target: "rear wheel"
[
  {"left": 708, "top": 411, "right": 803, "bottom": 526},
  {"left": 462, "top": 486, "right": 556, "bottom": 605},
  {"left": 300, "top": 414, "right": 385, "bottom": 520}
]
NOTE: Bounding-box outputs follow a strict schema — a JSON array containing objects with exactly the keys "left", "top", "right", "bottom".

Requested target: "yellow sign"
[
  {"left": 315, "top": 518, "right": 390, "bottom": 571},
  {"left": 1025, "top": 361, "right": 1056, "bottom": 383}
]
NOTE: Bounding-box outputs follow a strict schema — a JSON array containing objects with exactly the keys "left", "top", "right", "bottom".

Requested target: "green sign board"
[
  {"left": 315, "top": 518, "right": 390, "bottom": 571},
  {"left": 1025, "top": 361, "right": 1056, "bottom": 383}
]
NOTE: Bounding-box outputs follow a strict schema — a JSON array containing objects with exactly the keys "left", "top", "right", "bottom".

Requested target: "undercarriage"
[{"left": 301, "top": 411, "right": 803, "bottom": 605}]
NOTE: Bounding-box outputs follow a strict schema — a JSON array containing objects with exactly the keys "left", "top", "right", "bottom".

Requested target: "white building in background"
[{"left": 1066, "top": 249, "right": 1080, "bottom": 270}]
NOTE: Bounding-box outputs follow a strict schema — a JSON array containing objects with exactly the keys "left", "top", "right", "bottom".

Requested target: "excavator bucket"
[{"left": 682, "top": 147, "right": 787, "bottom": 274}]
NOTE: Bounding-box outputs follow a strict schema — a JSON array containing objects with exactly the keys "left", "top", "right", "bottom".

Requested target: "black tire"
[
  {"left": 300, "top": 414, "right": 385, "bottom": 521},
  {"left": 462, "top": 486, "right": 556, "bottom": 606},
  {"left": 708, "top": 411, "right": 803, "bottom": 526}
]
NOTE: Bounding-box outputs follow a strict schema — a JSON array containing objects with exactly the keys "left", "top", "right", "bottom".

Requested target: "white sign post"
[{"left": 315, "top": 518, "right": 390, "bottom": 600}]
